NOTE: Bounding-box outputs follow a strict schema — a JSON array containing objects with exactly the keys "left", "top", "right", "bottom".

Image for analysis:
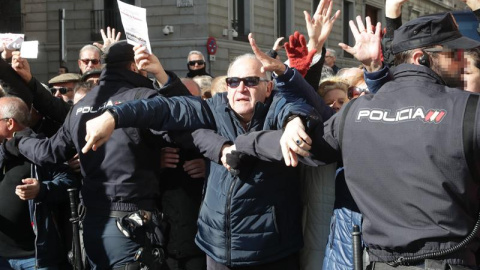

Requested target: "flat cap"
[
  {"left": 48, "top": 73, "right": 82, "bottom": 84},
  {"left": 392, "top": 12, "right": 480, "bottom": 54},
  {"left": 103, "top": 40, "right": 134, "bottom": 64}
]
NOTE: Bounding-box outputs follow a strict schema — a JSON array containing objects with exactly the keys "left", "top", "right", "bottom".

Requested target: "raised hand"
[
  {"left": 272, "top": 37, "right": 285, "bottom": 52},
  {"left": 305, "top": 0, "right": 341, "bottom": 52},
  {"left": 1, "top": 42, "right": 14, "bottom": 60},
  {"left": 386, "top": 0, "right": 409, "bottom": 18},
  {"left": 460, "top": 0, "right": 480, "bottom": 11},
  {"left": 339, "top": 16, "right": 383, "bottom": 72},
  {"left": 93, "top": 26, "right": 122, "bottom": 51},
  {"left": 249, "top": 33, "right": 286, "bottom": 75},
  {"left": 133, "top": 44, "right": 169, "bottom": 84},
  {"left": 11, "top": 51, "right": 33, "bottom": 83},
  {"left": 284, "top": 32, "right": 317, "bottom": 77}
]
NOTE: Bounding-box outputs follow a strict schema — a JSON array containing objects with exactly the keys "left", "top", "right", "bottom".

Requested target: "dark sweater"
[{"left": 0, "top": 159, "right": 35, "bottom": 258}]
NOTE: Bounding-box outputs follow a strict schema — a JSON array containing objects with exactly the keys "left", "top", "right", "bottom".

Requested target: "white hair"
[{"left": 187, "top": 50, "right": 205, "bottom": 61}]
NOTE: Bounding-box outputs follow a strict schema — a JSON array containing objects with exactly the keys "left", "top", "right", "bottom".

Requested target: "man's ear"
[
  {"left": 411, "top": 50, "right": 427, "bottom": 66},
  {"left": 265, "top": 81, "right": 273, "bottom": 98},
  {"left": 6, "top": 118, "right": 16, "bottom": 131},
  {"left": 130, "top": 62, "right": 138, "bottom": 73}
]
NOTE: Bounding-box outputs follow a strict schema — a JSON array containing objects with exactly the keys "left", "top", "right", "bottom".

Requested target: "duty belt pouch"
[{"left": 116, "top": 210, "right": 170, "bottom": 269}]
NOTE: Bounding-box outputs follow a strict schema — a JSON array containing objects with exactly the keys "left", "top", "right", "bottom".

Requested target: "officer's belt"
[{"left": 86, "top": 207, "right": 131, "bottom": 218}]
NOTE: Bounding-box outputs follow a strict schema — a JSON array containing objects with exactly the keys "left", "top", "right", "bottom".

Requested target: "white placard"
[
  {"left": 117, "top": 0, "right": 152, "bottom": 53},
  {"left": 0, "top": 33, "right": 24, "bottom": 51},
  {"left": 20, "top": 41, "right": 39, "bottom": 59}
]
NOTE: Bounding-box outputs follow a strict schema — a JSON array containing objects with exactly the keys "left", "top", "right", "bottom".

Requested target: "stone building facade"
[{"left": 0, "top": 0, "right": 465, "bottom": 82}]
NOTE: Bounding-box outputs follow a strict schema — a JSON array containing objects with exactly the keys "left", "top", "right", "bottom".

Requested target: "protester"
[{"left": 185, "top": 51, "right": 212, "bottom": 78}]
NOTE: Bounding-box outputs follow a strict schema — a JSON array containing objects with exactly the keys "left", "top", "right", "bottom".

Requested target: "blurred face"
[
  {"left": 427, "top": 47, "right": 465, "bottom": 88},
  {"left": 324, "top": 89, "right": 347, "bottom": 112},
  {"left": 463, "top": 54, "right": 480, "bottom": 93},
  {"left": 188, "top": 54, "right": 205, "bottom": 71},
  {"left": 51, "top": 82, "right": 75, "bottom": 104},
  {"left": 226, "top": 58, "right": 272, "bottom": 123},
  {"left": 78, "top": 49, "right": 101, "bottom": 74}
]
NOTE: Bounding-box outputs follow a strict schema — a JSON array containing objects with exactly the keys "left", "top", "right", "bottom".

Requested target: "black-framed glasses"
[
  {"left": 80, "top": 59, "right": 100, "bottom": 65},
  {"left": 424, "top": 48, "right": 464, "bottom": 61},
  {"left": 188, "top": 60, "right": 205, "bottom": 66},
  {"left": 225, "top": 76, "right": 269, "bottom": 88},
  {"left": 50, "top": 87, "right": 73, "bottom": 95},
  {"left": 347, "top": 86, "right": 370, "bottom": 99}
]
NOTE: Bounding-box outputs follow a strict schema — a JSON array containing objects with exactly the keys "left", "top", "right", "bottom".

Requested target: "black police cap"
[{"left": 392, "top": 12, "right": 480, "bottom": 54}]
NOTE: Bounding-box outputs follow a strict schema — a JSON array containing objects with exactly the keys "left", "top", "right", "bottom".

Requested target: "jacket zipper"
[{"left": 225, "top": 175, "right": 237, "bottom": 266}]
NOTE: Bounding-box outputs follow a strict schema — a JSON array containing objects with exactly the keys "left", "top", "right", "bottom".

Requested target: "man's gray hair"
[
  {"left": 227, "top": 53, "right": 270, "bottom": 79},
  {"left": 79, "top": 45, "right": 101, "bottom": 59},
  {"left": 326, "top": 48, "right": 337, "bottom": 58},
  {"left": 187, "top": 50, "right": 205, "bottom": 61},
  {"left": 0, "top": 96, "right": 30, "bottom": 126}
]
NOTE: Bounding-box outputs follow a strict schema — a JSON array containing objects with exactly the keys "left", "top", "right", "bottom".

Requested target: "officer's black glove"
[{"left": 226, "top": 150, "right": 255, "bottom": 176}]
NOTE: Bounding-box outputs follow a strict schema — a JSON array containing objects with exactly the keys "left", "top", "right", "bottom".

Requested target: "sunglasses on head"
[
  {"left": 80, "top": 59, "right": 100, "bottom": 65},
  {"left": 347, "top": 86, "right": 370, "bottom": 99},
  {"left": 188, "top": 60, "right": 205, "bottom": 66},
  {"left": 50, "top": 87, "right": 73, "bottom": 95},
  {"left": 225, "top": 76, "right": 269, "bottom": 88}
]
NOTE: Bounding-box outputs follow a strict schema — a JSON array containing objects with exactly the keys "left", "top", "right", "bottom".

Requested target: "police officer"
[
  {"left": 5, "top": 41, "right": 190, "bottom": 269},
  {"left": 281, "top": 13, "right": 480, "bottom": 269}
]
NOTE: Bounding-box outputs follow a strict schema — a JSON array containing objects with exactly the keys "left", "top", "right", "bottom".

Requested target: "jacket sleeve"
[
  {"left": 274, "top": 66, "right": 335, "bottom": 123},
  {"left": 234, "top": 126, "right": 339, "bottom": 166},
  {"left": 29, "top": 77, "right": 72, "bottom": 123},
  {"left": 364, "top": 64, "right": 393, "bottom": 94},
  {"left": 18, "top": 122, "right": 76, "bottom": 166},
  {"left": 191, "top": 129, "right": 231, "bottom": 163},
  {"left": 35, "top": 164, "right": 80, "bottom": 204},
  {"left": 382, "top": 16, "right": 402, "bottom": 67},
  {"left": 304, "top": 47, "right": 326, "bottom": 90},
  {"left": 115, "top": 95, "right": 217, "bottom": 131},
  {"left": 0, "top": 57, "right": 34, "bottom": 108}
]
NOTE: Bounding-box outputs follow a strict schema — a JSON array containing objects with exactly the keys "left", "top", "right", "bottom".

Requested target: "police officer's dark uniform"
[
  {"left": 10, "top": 41, "right": 190, "bottom": 269},
  {"left": 319, "top": 13, "right": 480, "bottom": 269}
]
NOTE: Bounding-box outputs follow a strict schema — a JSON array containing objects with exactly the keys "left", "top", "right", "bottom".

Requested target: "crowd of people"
[{"left": 0, "top": 0, "right": 480, "bottom": 269}]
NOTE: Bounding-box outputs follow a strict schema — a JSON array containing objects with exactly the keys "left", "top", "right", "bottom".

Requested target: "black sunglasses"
[
  {"left": 50, "top": 87, "right": 73, "bottom": 95},
  {"left": 225, "top": 76, "right": 269, "bottom": 88},
  {"left": 81, "top": 59, "right": 100, "bottom": 65},
  {"left": 347, "top": 86, "right": 370, "bottom": 99},
  {"left": 188, "top": 60, "right": 205, "bottom": 66}
]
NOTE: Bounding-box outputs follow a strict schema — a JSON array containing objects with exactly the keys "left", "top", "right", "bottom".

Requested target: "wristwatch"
[{"left": 105, "top": 107, "right": 118, "bottom": 128}]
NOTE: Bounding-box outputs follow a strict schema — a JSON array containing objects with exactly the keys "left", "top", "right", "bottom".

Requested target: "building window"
[
  {"left": 232, "top": 0, "right": 250, "bottom": 41},
  {"left": 91, "top": 0, "right": 134, "bottom": 41},
  {"left": 0, "top": 0, "right": 22, "bottom": 33},
  {"left": 277, "top": 0, "right": 287, "bottom": 37},
  {"left": 365, "top": 4, "right": 380, "bottom": 26},
  {"left": 343, "top": 0, "right": 355, "bottom": 58}
]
